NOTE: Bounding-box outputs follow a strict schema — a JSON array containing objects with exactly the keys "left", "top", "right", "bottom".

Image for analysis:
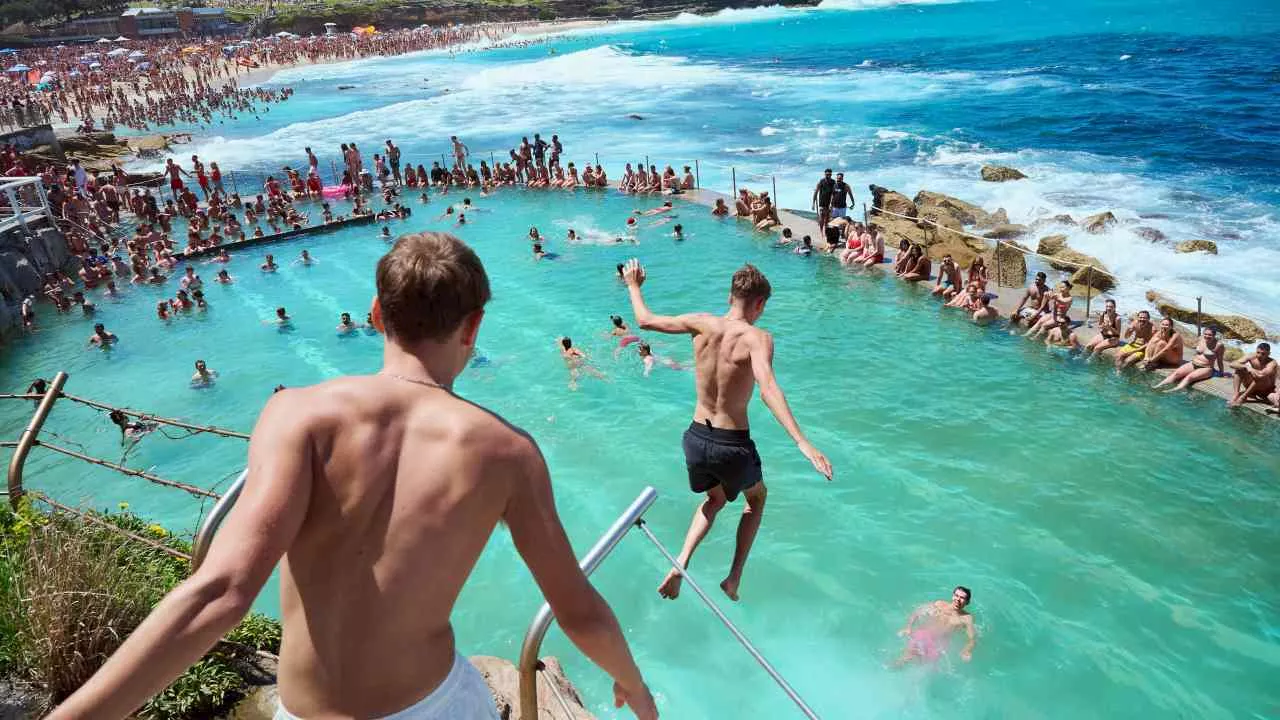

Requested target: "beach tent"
[
  {"left": 113, "top": 36, "right": 129, "bottom": 42},
  {"left": 128, "top": 50, "right": 146, "bottom": 59},
  {"left": 6, "top": 64, "right": 30, "bottom": 72},
  {"left": 88, "top": 62, "right": 102, "bottom": 69},
  {"left": 96, "top": 38, "right": 112, "bottom": 44},
  {"left": 106, "top": 48, "right": 129, "bottom": 57}
]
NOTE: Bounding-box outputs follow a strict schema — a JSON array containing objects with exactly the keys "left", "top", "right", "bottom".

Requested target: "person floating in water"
[
  {"left": 893, "top": 586, "right": 977, "bottom": 666},
  {"left": 295, "top": 250, "right": 316, "bottom": 266},
  {"left": 270, "top": 307, "right": 293, "bottom": 330},
  {"left": 637, "top": 342, "right": 684, "bottom": 377},
  {"left": 559, "top": 336, "right": 605, "bottom": 391},
  {"left": 26, "top": 377, "right": 48, "bottom": 401},
  {"left": 108, "top": 409, "right": 156, "bottom": 444},
  {"left": 261, "top": 254, "right": 278, "bottom": 272},
  {"left": 610, "top": 314, "right": 641, "bottom": 359},
  {"left": 191, "top": 359, "right": 218, "bottom": 388},
  {"left": 88, "top": 323, "right": 117, "bottom": 348},
  {"left": 337, "top": 312, "right": 359, "bottom": 335},
  {"left": 621, "top": 258, "right": 832, "bottom": 602}
]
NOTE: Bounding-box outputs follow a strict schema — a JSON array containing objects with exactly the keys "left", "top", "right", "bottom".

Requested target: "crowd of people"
[{"left": 2, "top": 21, "right": 534, "bottom": 132}]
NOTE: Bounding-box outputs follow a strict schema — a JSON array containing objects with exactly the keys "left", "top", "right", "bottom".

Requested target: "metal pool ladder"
[{"left": 193, "top": 479, "right": 820, "bottom": 719}]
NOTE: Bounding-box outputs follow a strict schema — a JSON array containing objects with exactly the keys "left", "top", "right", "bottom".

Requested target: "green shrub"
[{"left": 0, "top": 500, "right": 283, "bottom": 718}]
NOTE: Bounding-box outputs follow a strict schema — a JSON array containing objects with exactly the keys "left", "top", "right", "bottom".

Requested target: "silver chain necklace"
[{"left": 380, "top": 372, "right": 449, "bottom": 391}]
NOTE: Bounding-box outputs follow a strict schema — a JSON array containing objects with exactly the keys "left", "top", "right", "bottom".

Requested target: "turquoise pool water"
[{"left": 4, "top": 190, "right": 1278, "bottom": 718}]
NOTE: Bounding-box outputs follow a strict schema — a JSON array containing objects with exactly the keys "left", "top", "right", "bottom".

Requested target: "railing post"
[
  {"left": 594, "top": 152, "right": 599, "bottom": 167},
  {"left": 518, "top": 487, "right": 658, "bottom": 720},
  {"left": 230, "top": 170, "right": 238, "bottom": 194},
  {"left": 771, "top": 175, "right": 777, "bottom": 206},
  {"left": 731, "top": 167, "right": 737, "bottom": 200},
  {"left": 1195, "top": 297, "right": 1203, "bottom": 335},
  {"left": 695, "top": 159, "right": 700, "bottom": 190},
  {"left": 7, "top": 371, "right": 68, "bottom": 507},
  {"left": 995, "top": 240, "right": 1003, "bottom": 289},
  {"left": 1084, "top": 266, "right": 1093, "bottom": 326},
  {"left": 863, "top": 202, "right": 868, "bottom": 226}
]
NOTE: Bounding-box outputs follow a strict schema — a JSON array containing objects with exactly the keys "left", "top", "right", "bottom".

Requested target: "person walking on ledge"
[
  {"left": 50, "top": 233, "right": 657, "bottom": 720},
  {"left": 621, "top": 258, "right": 832, "bottom": 603}
]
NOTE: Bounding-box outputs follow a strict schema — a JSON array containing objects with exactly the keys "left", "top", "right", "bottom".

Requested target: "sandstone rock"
[
  {"left": 868, "top": 184, "right": 917, "bottom": 219},
  {"left": 912, "top": 190, "right": 989, "bottom": 226},
  {"left": 1134, "top": 226, "right": 1166, "bottom": 242},
  {"left": 1047, "top": 247, "right": 1104, "bottom": 274},
  {"left": 1069, "top": 264, "right": 1116, "bottom": 293},
  {"left": 993, "top": 240, "right": 1028, "bottom": 288},
  {"left": 924, "top": 234, "right": 980, "bottom": 267},
  {"left": 980, "top": 164, "right": 1026, "bottom": 182},
  {"left": 1052, "top": 214, "right": 1076, "bottom": 226},
  {"left": 471, "top": 655, "right": 593, "bottom": 720},
  {"left": 974, "top": 207, "right": 1008, "bottom": 230},
  {"left": 226, "top": 685, "right": 278, "bottom": 720},
  {"left": 868, "top": 213, "right": 927, "bottom": 250},
  {"left": 1082, "top": 211, "right": 1117, "bottom": 233},
  {"left": 1175, "top": 239, "right": 1218, "bottom": 254},
  {"left": 1144, "top": 291, "right": 1268, "bottom": 342},
  {"left": 982, "top": 223, "right": 1028, "bottom": 240},
  {"left": 1224, "top": 345, "right": 1244, "bottom": 363},
  {"left": 1036, "top": 234, "right": 1068, "bottom": 256}
]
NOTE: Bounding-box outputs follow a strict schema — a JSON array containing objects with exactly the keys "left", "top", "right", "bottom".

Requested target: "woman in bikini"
[
  {"left": 1155, "top": 326, "right": 1225, "bottom": 391},
  {"left": 967, "top": 257, "right": 989, "bottom": 292},
  {"left": 891, "top": 238, "right": 914, "bottom": 274},
  {"left": 1081, "top": 299, "right": 1123, "bottom": 360},
  {"left": 1026, "top": 281, "right": 1074, "bottom": 339}
]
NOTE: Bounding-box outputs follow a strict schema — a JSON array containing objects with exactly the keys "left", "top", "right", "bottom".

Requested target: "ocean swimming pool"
[{"left": 4, "top": 189, "right": 1279, "bottom": 718}]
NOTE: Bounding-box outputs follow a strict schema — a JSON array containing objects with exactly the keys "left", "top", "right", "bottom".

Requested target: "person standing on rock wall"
[
  {"left": 812, "top": 168, "right": 835, "bottom": 238},
  {"left": 49, "top": 233, "right": 659, "bottom": 720}
]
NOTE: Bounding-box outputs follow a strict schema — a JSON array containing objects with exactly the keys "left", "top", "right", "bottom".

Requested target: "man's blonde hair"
[
  {"left": 376, "top": 232, "right": 490, "bottom": 343},
  {"left": 730, "top": 263, "right": 771, "bottom": 304}
]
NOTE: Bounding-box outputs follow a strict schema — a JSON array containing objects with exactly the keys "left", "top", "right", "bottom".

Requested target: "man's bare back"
[
  {"left": 273, "top": 375, "right": 525, "bottom": 717},
  {"left": 49, "top": 233, "right": 656, "bottom": 720},
  {"left": 687, "top": 315, "right": 766, "bottom": 430}
]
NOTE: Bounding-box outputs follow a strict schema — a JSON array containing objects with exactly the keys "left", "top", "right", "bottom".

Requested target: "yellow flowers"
[{"left": 147, "top": 524, "right": 169, "bottom": 538}]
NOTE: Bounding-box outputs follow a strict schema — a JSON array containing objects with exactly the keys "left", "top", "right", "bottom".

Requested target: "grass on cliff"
[{"left": 0, "top": 499, "right": 281, "bottom": 719}]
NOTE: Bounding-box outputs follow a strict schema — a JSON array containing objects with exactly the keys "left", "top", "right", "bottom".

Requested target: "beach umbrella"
[
  {"left": 128, "top": 50, "right": 146, "bottom": 59},
  {"left": 88, "top": 62, "right": 102, "bottom": 69},
  {"left": 96, "top": 38, "right": 112, "bottom": 44},
  {"left": 113, "top": 36, "right": 128, "bottom": 42},
  {"left": 6, "top": 64, "right": 30, "bottom": 72},
  {"left": 106, "top": 48, "right": 128, "bottom": 57}
]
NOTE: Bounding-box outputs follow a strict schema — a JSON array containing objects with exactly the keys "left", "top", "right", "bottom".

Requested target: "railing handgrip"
[{"left": 191, "top": 468, "right": 248, "bottom": 571}]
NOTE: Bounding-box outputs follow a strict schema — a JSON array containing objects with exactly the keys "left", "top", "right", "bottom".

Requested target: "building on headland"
[{"left": 46, "top": 7, "right": 234, "bottom": 44}]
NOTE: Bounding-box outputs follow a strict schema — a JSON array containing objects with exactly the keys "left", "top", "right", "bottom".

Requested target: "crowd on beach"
[{"left": 2, "top": 22, "right": 526, "bottom": 132}]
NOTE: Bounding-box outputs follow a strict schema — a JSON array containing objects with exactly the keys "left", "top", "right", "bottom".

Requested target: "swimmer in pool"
[
  {"left": 672, "top": 224, "right": 684, "bottom": 241},
  {"left": 610, "top": 314, "right": 641, "bottom": 357},
  {"left": 894, "top": 586, "right": 977, "bottom": 666},
  {"left": 261, "top": 254, "right": 278, "bottom": 272},
  {"left": 532, "top": 242, "right": 552, "bottom": 260},
  {"left": 455, "top": 213, "right": 467, "bottom": 226},
  {"left": 638, "top": 342, "right": 684, "bottom": 376},
  {"left": 191, "top": 359, "right": 217, "bottom": 387},
  {"left": 87, "top": 323, "right": 117, "bottom": 347},
  {"left": 559, "top": 336, "right": 605, "bottom": 390},
  {"left": 295, "top": 250, "right": 315, "bottom": 266},
  {"left": 381, "top": 226, "right": 392, "bottom": 240},
  {"left": 567, "top": 228, "right": 578, "bottom": 243},
  {"left": 528, "top": 227, "right": 543, "bottom": 243},
  {"left": 438, "top": 206, "right": 455, "bottom": 220},
  {"left": 215, "top": 269, "right": 232, "bottom": 284},
  {"left": 635, "top": 201, "right": 674, "bottom": 216},
  {"left": 269, "top": 307, "right": 292, "bottom": 328},
  {"left": 337, "top": 312, "right": 359, "bottom": 335},
  {"left": 108, "top": 409, "right": 157, "bottom": 443}
]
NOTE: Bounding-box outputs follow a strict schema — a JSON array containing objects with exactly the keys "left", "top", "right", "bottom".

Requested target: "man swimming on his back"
[
  {"left": 50, "top": 232, "right": 657, "bottom": 720},
  {"left": 894, "top": 586, "right": 977, "bottom": 666},
  {"left": 621, "top": 258, "right": 832, "bottom": 602}
]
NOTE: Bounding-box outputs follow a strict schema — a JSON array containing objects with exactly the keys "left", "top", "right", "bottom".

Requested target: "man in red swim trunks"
[
  {"left": 164, "top": 158, "right": 189, "bottom": 193},
  {"left": 894, "top": 586, "right": 977, "bottom": 666}
]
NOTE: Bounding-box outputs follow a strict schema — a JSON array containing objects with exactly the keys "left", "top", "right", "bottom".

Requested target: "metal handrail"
[
  {"left": 518, "top": 486, "right": 659, "bottom": 718},
  {"left": 191, "top": 468, "right": 247, "bottom": 571},
  {"left": 517, "top": 487, "right": 821, "bottom": 719},
  {"left": 7, "top": 371, "right": 67, "bottom": 506}
]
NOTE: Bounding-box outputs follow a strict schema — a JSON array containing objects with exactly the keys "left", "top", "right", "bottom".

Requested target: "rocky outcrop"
[
  {"left": 1145, "top": 291, "right": 1269, "bottom": 342},
  {"left": 1036, "top": 234, "right": 1068, "bottom": 256},
  {"left": 982, "top": 224, "right": 1028, "bottom": 240},
  {"left": 1134, "top": 226, "right": 1166, "bottom": 242},
  {"left": 0, "top": 225, "right": 75, "bottom": 336},
  {"left": 993, "top": 240, "right": 1028, "bottom": 288},
  {"left": 980, "top": 164, "right": 1026, "bottom": 182},
  {"left": 1175, "top": 239, "right": 1218, "bottom": 254},
  {"left": 1069, "top": 264, "right": 1115, "bottom": 293},
  {"left": 1046, "top": 247, "right": 1102, "bottom": 273},
  {"left": 1082, "top": 211, "right": 1117, "bottom": 233},
  {"left": 868, "top": 184, "right": 917, "bottom": 219},
  {"left": 973, "top": 207, "right": 1009, "bottom": 230},
  {"left": 912, "top": 191, "right": 990, "bottom": 226}
]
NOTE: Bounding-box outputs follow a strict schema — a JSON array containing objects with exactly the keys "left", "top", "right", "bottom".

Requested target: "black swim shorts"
[{"left": 682, "top": 421, "right": 763, "bottom": 502}]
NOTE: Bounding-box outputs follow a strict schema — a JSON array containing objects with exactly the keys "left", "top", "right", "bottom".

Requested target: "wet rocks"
[
  {"left": 1134, "top": 226, "right": 1166, "bottom": 242},
  {"left": 1175, "top": 239, "right": 1218, "bottom": 254},
  {"left": 912, "top": 190, "right": 990, "bottom": 226},
  {"left": 1036, "top": 234, "right": 1068, "bottom": 256},
  {"left": 974, "top": 207, "right": 1009, "bottom": 230},
  {"left": 868, "top": 184, "right": 917, "bottom": 219},
  {"left": 1145, "top": 291, "right": 1268, "bottom": 342},
  {"left": 993, "top": 240, "right": 1028, "bottom": 288},
  {"left": 982, "top": 224, "right": 1028, "bottom": 240},
  {"left": 1082, "top": 211, "right": 1117, "bottom": 233},
  {"left": 980, "top": 164, "right": 1026, "bottom": 182}
]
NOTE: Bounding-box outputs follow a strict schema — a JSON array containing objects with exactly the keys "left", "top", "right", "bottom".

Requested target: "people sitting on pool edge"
[
  {"left": 1154, "top": 326, "right": 1225, "bottom": 392},
  {"left": 1228, "top": 342, "right": 1276, "bottom": 407}
]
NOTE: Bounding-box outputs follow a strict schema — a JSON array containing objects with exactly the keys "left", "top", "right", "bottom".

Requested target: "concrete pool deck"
[{"left": 679, "top": 188, "right": 1278, "bottom": 420}]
